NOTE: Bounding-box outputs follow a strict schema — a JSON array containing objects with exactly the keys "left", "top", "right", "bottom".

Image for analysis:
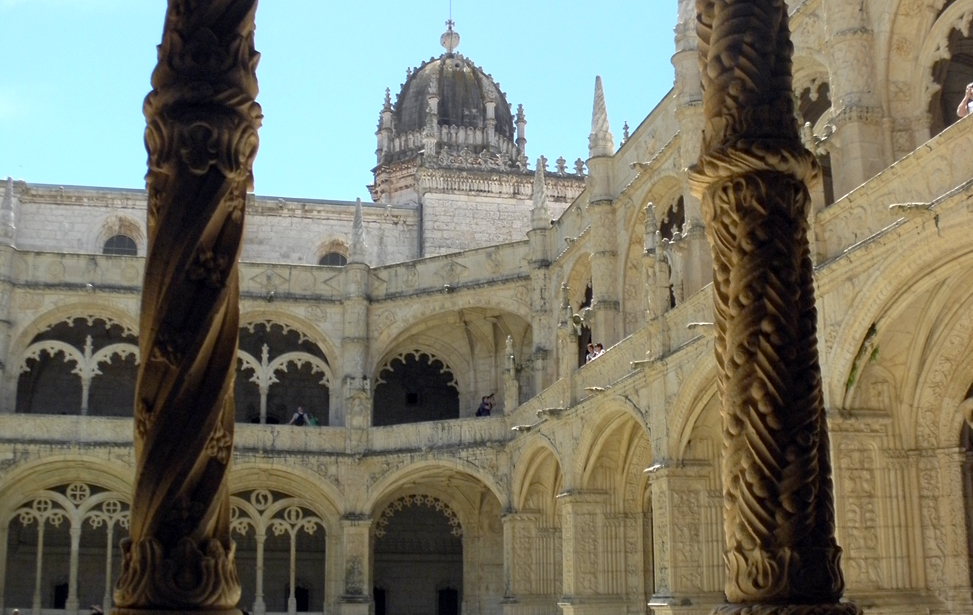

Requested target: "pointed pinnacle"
[{"left": 589, "top": 76, "right": 614, "bottom": 158}]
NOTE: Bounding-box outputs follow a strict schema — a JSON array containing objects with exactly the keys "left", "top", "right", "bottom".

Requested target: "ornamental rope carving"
[
  {"left": 114, "top": 0, "right": 261, "bottom": 611},
  {"left": 689, "top": 1, "right": 857, "bottom": 613}
]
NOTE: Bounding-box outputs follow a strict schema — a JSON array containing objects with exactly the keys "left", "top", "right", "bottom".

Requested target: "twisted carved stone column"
[
  {"left": 114, "top": 1, "right": 261, "bottom": 611},
  {"left": 688, "top": 2, "right": 858, "bottom": 614}
]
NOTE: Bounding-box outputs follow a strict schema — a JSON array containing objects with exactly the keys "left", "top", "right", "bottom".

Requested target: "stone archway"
[{"left": 373, "top": 495, "right": 464, "bottom": 615}]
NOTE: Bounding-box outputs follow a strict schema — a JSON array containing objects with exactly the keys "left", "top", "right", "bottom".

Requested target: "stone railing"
[
  {"left": 369, "top": 240, "right": 530, "bottom": 300},
  {"left": 815, "top": 116, "right": 973, "bottom": 263},
  {"left": 510, "top": 285, "right": 714, "bottom": 424},
  {"left": 367, "top": 415, "right": 511, "bottom": 452},
  {"left": 9, "top": 250, "right": 144, "bottom": 291},
  {"left": 0, "top": 413, "right": 511, "bottom": 455}
]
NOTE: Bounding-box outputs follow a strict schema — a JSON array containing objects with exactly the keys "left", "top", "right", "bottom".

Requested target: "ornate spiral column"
[
  {"left": 113, "top": 1, "right": 261, "bottom": 612},
  {"left": 689, "top": 1, "right": 857, "bottom": 613}
]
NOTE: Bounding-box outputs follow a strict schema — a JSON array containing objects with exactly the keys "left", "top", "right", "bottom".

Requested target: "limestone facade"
[{"left": 3, "top": 2, "right": 973, "bottom": 614}]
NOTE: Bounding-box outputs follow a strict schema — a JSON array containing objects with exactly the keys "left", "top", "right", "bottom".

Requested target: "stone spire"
[
  {"left": 376, "top": 88, "right": 394, "bottom": 165},
  {"left": 0, "top": 177, "right": 16, "bottom": 246},
  {"left": 516, "top": 104, "right": 527, "bottom": 159},
  {"left": 349, "top": 198, "right": 367, "bottom": 264},
  {"left": 589, "top": 76, "right": 614, "bottom": 158},
  {"left": 531, "top": 156, "right": 550, "bottom": 229}
]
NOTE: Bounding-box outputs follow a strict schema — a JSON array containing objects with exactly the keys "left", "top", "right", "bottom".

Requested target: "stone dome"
[
  {"left": 393, "top": 53, "right": 515, "bottom": 141},
  {"left": 374, "top": 25, "right": 526, "bottom": 172}
]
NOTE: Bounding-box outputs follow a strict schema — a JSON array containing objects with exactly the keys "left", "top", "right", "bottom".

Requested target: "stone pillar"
[
  {"left": 883, "top": 451, "right": 926, "bottom": 591},
  {"left": 586, "top": 77, "right": 620, "bottom": 349},
  {"left": 66, "top": 524, "right": 82, "bottom": 615},
  {"left": 690, "top": 1, "right": 857, "bottom": 613},
  {"left": 32, "top": 520, "right": 44, "bottom": 615},
  {"left": 503, "top": 336, "right": 520, "bottom": 413},
  {"left": 503, "top": 512, "right": 560, "bottom": 615},
  {"left": 671, "top": 5, "right": 712, "bottom": 301},
  {"left": 0, "top": 178, "right": 18, "bottom": 413},
  {"left": 339, "top": 515, "right": 372, "bottom": 615},
  {"left": 529, "top": 158, "right": 553, "bottom": 395},
  {"left": 503, "top": 512, "right": 538, "bottom": 605},
  {"left": 822, "top": 0, "right": 885, "bottom": 198},
  {"left": 557, "top": 491, "right": 625, "bottom": 615},
  {"left": 113, "top": 1, "right": 261, "bottom": 611},
  {"left": 342, "top": 200, "right": 370, "bottom": 430},
  {"left": 647, "top": 466, "right": 722, "bottom": 615},
  {"left": 586, "top": 198, "right": 619, "bottom": 348},
  {"left": 920, "top": 449, "right": 973, "bottom": 612},
  {"left": 253, "top": 532, "right": 267, "bottom": 615},
  {"left": 556, "top": 285, "right": 578, "bottom": 405},
  {"left": 828, "top": 410, "right": 890, "bottom": 594},
  {"left": 0, "top": 524, "right": 7, "bottom": 615}
]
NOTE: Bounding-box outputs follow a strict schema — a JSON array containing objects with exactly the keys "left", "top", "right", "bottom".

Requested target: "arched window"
[
  {"left": 319, "top": 252, "right": 348, "bottom": 267},
  {"left": 103, "top": 234, "right": 137, "bottom": 256}
]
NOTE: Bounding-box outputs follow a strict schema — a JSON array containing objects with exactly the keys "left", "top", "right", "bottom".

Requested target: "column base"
[
  {"left": 558, "top": 596, "right": 633, "bottom": 615},
  {"left": 712, "top": 603, "right": 860, "bottom": 615},
  {"left": 338, "top": 596, "right": 371, "bottom": 615}
]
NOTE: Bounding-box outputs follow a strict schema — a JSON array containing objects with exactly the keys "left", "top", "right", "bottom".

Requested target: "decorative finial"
[
  {"left": 441, "top": 20, "right": 460, "bottom": 54},
  {"left": 383, "top": 88, "right": 392, "bottom": 111},
  {"left": 622, "top": 121, "right": 630, "bottom": 142}
]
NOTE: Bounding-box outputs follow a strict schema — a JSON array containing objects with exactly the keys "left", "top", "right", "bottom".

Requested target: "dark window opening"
[
  {"left": 577, "top": 282, "right": 593, "bottom": 367},
  {"left": 103, "top": 234, "right": 137, "bottom": 256},
  {"left": 373, "top": 353, "right": 459, "bottom": 426},
  {"left": 660, "top": 197, "right": 685, "bottom": 241},
  {"left": 319, "top": 252, "right": 348, "bottom": 267},
  {"left": 53, "top": 581, "right": 69, "bottom": 609},
  {"left": 374, "top": 588, "right": 387, "bottom": 615},
  {"left": 798, "top": 82, "right": 835, "bottom": 206},
  {"left": 962, "top": 420, "right": 973, "bottom": 588},
  {"left": 295, "top": 584, "right": 311, "bottom": 612},
  {"left": 438, "top": 587, "right": 459, "bottom": 615}
]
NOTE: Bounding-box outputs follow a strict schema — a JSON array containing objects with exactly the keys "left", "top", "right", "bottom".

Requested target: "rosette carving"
[
  {"left": 689, "top": 1, "right": 857, "bottom": 613},
  {"left": 114, "top": 0, "right": 261, "bottom": 611}
]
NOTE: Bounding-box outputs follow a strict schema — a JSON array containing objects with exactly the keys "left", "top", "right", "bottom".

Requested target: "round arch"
[
  {"left": 239, "top": 309, "right": 339, "bottom": 368},
  {"left": 511, "top": 441, "right": 564, "bottom": 513},
  {"left": 10, "top": 304, "right": 139, "bottom": 362},
  {"left": 0, "top": 455, "right": 132, "bottom": 524},
  {"left": 360, "top": 459, "right": 508, "bottom": 515},
  {"left": 371, "top": 295, "right": 531, "bottom": 355},
  {"left": 572, "top": 398, "right": 650, "bottom": 490},
  {"left": 90, "top": 213, "right": 145, "bottom": 256},
  {"left": 229, "top": 464, "right": 344, "bottom": 536},
  {"left": 823, "top": 236, "right": 973, "bottom": 407}
]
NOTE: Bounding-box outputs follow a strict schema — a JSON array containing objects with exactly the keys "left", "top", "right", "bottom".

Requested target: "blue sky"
[{"left": 0, "top": 1, "right": 677, "bottom": 201}]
